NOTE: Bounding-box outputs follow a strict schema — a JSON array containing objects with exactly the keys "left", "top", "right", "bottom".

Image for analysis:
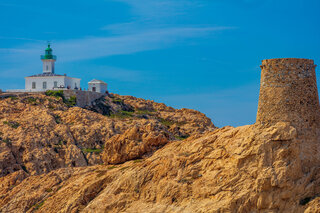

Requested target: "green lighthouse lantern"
[
  {"left": 41, "top": 43, "right": 57, "bottom": 60},
  {"left": 41, "top": 43, "right": 57, "bottom": 74}
]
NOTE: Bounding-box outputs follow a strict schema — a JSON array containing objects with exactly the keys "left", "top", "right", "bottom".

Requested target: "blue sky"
[{"left": 0, "top": 0, "right": 319, "bottom": 127}]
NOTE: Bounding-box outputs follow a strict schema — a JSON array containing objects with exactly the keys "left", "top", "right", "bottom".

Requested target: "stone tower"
[{"left": 256, "top": 58, "right": 320, "bottom": 130}]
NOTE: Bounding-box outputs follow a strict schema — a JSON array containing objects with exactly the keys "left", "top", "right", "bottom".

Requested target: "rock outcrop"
[
  {"left": 0, "top": 122, "right": 319, "bottom": 212},
  {"left": 1, "top": 58, "right": 320, "bottom": 213},
  {"left": 0, "top": 93, "right": 215, "bottom": 178}
]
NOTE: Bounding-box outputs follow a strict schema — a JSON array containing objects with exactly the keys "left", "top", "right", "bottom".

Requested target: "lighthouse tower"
[{"left": 41, "top": 44, "right": 56, "bottom": 74}]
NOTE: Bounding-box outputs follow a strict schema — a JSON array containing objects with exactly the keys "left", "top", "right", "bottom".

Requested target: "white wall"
[
  {"left": 65, "top": 77, "right": 81, "bottom": 90},
  {"left": 42, "top": 59, "right": 55, "bottom": 74},
  {"left": 88, "top": 83, "right": 108, "bottom": 93},
  {"left": 25, "top": 76, "right": 81, "bottom": 91}
]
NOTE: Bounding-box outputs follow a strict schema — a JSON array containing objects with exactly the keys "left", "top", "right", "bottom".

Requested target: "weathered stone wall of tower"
[{"left": 256, "top": 58, "right": 320, "bottom": 130}]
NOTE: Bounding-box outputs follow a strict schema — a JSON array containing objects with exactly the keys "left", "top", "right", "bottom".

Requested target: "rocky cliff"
[{"left": 0, "top": 92, "right": 319, "bottom": 212}]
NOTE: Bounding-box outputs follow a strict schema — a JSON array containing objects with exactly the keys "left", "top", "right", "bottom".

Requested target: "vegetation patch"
[
  {"left": 175, "top": 135, "right": 190, "bottom": 141},
  {"left": 9, "top": 96, "right": 18, "bottom": 100},
  {"left": 120, "top": 166, "right": 130, "bottom": 171},
  {"left": 158, "top": 118, "right": 175, "bottom": 127},
  {"left": 109, "top": 110, "right": 134, "bottom": 119},
  {"left": 65, "top": 96, "right": 77, "bottom": 107},
  {"left": 53, "top": 114, "right": 62, "bottom": 124},
  {"left": 135, "top": 110, "right": 156, "bottom": 116},
  {"left": 107, "top": 166, "right": 117, "bottom": 170},
  {"left": 111, "top": 97, "right": 124, "bottom": 104},
  {"left": 82, "top": 148, "right": 103, "bottom": 154},
  {"left": 45, "top": 90, "right": 76, "bottom": 107},
  {"left": 33, "top": 200, "right": 45, "bottom": 211},
  {"left": 45, "top": 90, "right": 65, "bottom": 100},
  {"left": 2, "top": 138, "right": 11, "bottom": 145},
  {"left": 45, "top": 188, "right": 53, "bottom": 193},
  {"left": 3, "top": 121, "right": 20, "bottom": 129},
  {"left": 133, "top": 159, "right": 143, "bottom": 163},
  {"left": 26, "top": 97, "right": 38, "bottom": 105}
]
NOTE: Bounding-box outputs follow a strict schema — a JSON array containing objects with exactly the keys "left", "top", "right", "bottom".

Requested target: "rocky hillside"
[
  {"left": 0, "top": 93, "right": 320, "bottom": 212},
  {"left": 0, "top": 92, "right": 214, "bottom": 177}
]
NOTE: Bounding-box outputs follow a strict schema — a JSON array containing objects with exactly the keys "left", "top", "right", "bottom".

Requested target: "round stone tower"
[{"left": 256, "top": 58, "right": 320, "bottom": 130}]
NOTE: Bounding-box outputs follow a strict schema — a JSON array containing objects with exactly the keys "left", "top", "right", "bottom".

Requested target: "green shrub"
[
  {"left": 175, "top": 135, "right": 189, "bottom": 141},
  {"left": 3, "top": 121, "right": 20, "bottom": 129},
  {"left": 109, "top": 110, "right": 134, "bottom": 119},
  {"left": 33, "top": 200, "right": 45, "bottom": 210},
  {"left": 10, "top": 96, "right": 18, "bottom": 100},
  {"left": 45, "top": 90, "right": 77, "bottom": 107},
  {"left": 107, "top": 166, "right": 117, "bottom": 170},
  {"left": 45, "top": 90, "right": 65, "bottom": 100},
  {"left": 82, "top": 148, "right": 103, "bottom": 154},
  {"left": 1, "top": 138, "right": 11, "bottom": 145},
  {"left": 158, "top": 118, "right": 174, "bottom": 127},
  {"left": 135, "top": 110, "right": 156, "bottom": 116},
  {"left": 26, "top": 97, "right": 37, "bottom": 105},
  {"left": 65, "top": 96, "right": 77, "bottom": 107},
  {"left": 112, "top": 97, "right": 123, "bottom": 104}
]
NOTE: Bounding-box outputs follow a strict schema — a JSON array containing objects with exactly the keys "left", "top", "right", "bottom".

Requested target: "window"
[
  {"left": 92, "top": 87, "right": 96, "bottom": 92},
  {"left": 43, "top": 82, "right": 47, "bottom": 89},
  {"left": 54, "top": 81, "right": 58, "bottom": 88},
  {"left": 46, "top": 65, "right": 49, "bottom": 70},
  {"left": 32, "top": 82, "right": 36, "bottom": 89}
]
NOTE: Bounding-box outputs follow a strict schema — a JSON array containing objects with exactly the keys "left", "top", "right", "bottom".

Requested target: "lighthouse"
[
  {"left": 24, "top": 44, "right": 81, "bottom": 92},
  {"left": 41, "top": 43, "right": 56, "bottom": 74}
]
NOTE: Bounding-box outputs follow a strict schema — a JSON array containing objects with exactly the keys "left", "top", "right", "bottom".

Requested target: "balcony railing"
[{"left": 41, "top": 55, "right": 57, "bottom": 60}]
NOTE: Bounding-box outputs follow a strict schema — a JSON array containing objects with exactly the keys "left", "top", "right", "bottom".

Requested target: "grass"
[
  {"left": 158, "top": 118, "right": 175, "bottom": 127},
  {"left": 45, "top": 90, "right": 64, "bottom": 100},
  {"left": 65, "top": 96, "right": 77, "bottom": 107},
  {"left": 107, "top": 166, "right": 117, "bottom": 170},
  {"left": 109, "top": 110, "right": 134, "bottom": 119},
  {"left": 10, "top": 96, "right": 18, "bottom": 100},
  {"left": 45, "top": 90, "right": 77, "bottom": 107},
  {"left": 3, "top": 121, "right": 20, "bottom": 129},
  {"left": 2, "top": 138, "right": 11, "bottom": 145},
  {"left": 33, "top": 200, "right": 45, "bottom": 211},
  {"left": 82, "top": 148, "right": 103, "bottom": 154},
  {"left": 26, "top": 97, "right": 37, "bottom": 105},
  {"left": 175, "top": 135, "right": 189, "bottom": 141},
  {"left": 120, "top": 166, "right": 130, "bottom": 171},
  {"left": 135, "top": 110, "right": 156, "bottom": 116},
  {"left": 111, "top": 97, "right": 124, "bottom": 104},
  {"left": 133, "top": 159, "right": 143, "bottom": 163}
]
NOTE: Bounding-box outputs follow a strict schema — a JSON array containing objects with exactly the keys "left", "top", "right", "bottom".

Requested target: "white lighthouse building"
[{"left": 25, "top": 44, "right": 81, "bottom": 92}]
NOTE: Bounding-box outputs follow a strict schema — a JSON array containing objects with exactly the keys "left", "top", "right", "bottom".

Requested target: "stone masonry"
[{"left": 256, "top": 58, "right": 320, "bottom": 131}]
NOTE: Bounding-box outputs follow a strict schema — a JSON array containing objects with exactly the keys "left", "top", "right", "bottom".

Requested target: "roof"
[
  {"left": 88, "top": 79, "right": 107, "bottom": 85},
  {"left": 26, "top": 73, "right": 64, "bottom": 77}
]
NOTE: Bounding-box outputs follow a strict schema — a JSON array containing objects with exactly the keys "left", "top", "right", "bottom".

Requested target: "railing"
[{"left": 41, "top": 55, "right": 57, "bottom": 60}]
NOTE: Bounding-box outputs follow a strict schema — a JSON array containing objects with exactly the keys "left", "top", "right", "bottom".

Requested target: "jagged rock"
[
  {"left": 0, "top": 93, "right": 214, "bottom": 178},
  {"left": 0, "top": 122, "right": 319, "bottom": 212}
]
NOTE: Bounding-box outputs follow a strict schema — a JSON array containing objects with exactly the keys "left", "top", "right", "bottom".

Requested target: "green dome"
[{"left": 45, "top": 44, "right": 52, "bottom": 51}]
